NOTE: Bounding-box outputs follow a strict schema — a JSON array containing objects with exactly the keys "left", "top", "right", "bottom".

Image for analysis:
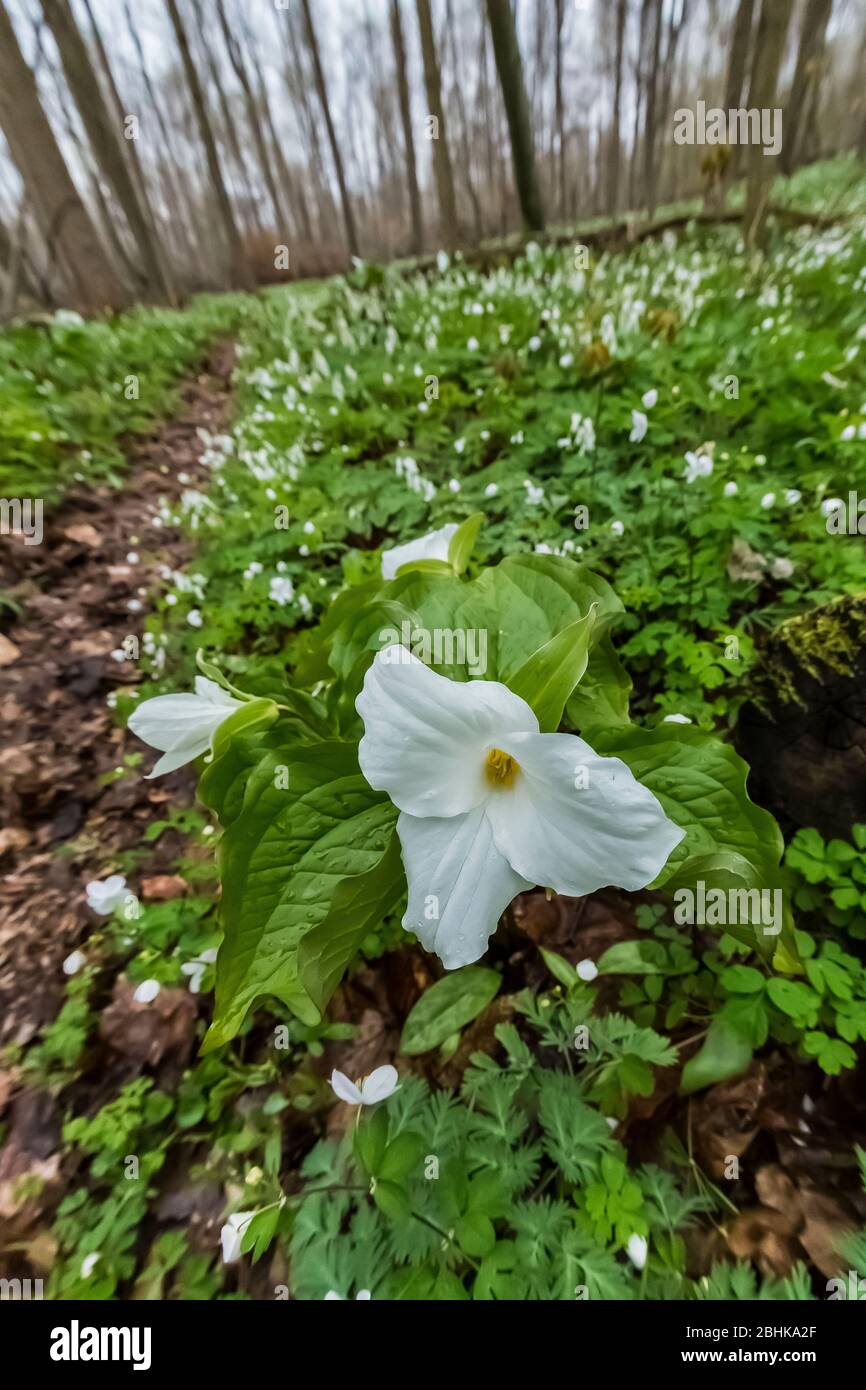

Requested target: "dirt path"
[{"left": 0, "top": 342, "right": 235, "bottom": 1049}]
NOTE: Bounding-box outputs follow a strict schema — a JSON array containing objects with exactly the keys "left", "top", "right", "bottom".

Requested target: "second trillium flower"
[
  {"left": 357, "top": 648, "right": 684, "bottom": 970},
  {"left": 128, "top": 675, "right": 244, "bottom": 778}
]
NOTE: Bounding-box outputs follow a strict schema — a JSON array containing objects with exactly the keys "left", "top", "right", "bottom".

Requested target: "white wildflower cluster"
[{"left": 394, "top": 454, "right": 435, "bottom": 502}]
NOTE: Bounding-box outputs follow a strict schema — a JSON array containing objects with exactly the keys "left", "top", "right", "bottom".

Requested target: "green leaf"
[
  {"left": 456, "top": 1211, "right": 496, "bottom": 1258},
  {"left": 239, "top": 1204, "right": 282, "bottom": 1263},
  {"left": 210, "top": 698, "right": 279, "bottom": 761},
  {"left": 720, "top": 965, "right": 766, "bottom": 995},
  {"left": 473, "top": 1241, "right": 526, "bottom": 1300},
  {"left": 379, "top": 1132, "right": 426, "bottom": 1183},
  {"left": 355, "top": 1107, "right": 389, "bottom": 1176},
  {"left": 298, "top": 832, "right": 404, "bottom": 1014},
  {"left": 680, "top": 1014, "right": 753, "bottom": 1094},
  {"left": 539, "top": 947, "right": 579, "bottom": 989},
  {"left": 200, "top": 740, "right": 398, "bottom": 1049},
  {"left": 447, "top": 512, "right": 483, "bottom": 574},
  {"left": 766, "top": 977, "right": 820, "bottom": 1025},
  {"left": 373, "top": 1179, "right": 411, "bottom": 1221},
  {"left": 508, "top": 605, "right": 598, "bottom": 732},
  {"left": 399, "top": 967, "right": 501, "bottom": 1055},
  {"left": 590, "top": 723, "right": 792, "bottom": 962},
  {"left": 597, "top": 940, "right": 666, "bottom": 975},
  {"left": 567, "top": 630, "right": 632, "bottom": 731}
]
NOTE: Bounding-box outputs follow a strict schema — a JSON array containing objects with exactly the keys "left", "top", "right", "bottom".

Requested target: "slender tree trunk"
[
  {"left": 0, "top": 2, "right": 126, "bottom": 310},
  {"left": 415, "top": 0, "right": 460, "bottom": 247},
  {"left": 298, "top": 0, "right": 358, "bottom": 256},
  {"left": 485, "top": 0, "right": 545, "bottom": 231},
  {"left": 40, "top": 0, "right": 173, "bottom": 301},
  {"left": 743, "top": 0, "right": 794, "bottom": 249},
  {"left": 644, "top": 0, "right": 664, "bottom": 216},
  {"left": 608, "top": 0, "right": 627, "bottom": 214},
  {"left": 781, "top": 0, "right": 833, "bottom": 173},
  {"left": 554, "top": 0, "right": 566, "bottom": 219},
  {"left": 390, "top": 0, "right": 423, "bottom": 253},
  {"left": 215, "top": 0, "right": 290, "bottom": 234},
  {"left": 445, "top": 0, "right": 483, "bottom": 241},
  {"left": 724, "top": 0, "right": 756, "bottom": 179},
  {"left": 164, "top": 0, "right": 252, "bottom": 287}
]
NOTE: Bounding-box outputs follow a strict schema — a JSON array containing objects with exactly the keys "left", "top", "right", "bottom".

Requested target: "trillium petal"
[
  {"left": 380, "top": 523, "right": 458, "bottom": 580},
  {"left": 359, "top": 1064, "right": 399, "bottom": 1103},
  {"left": 398, "top": 806, "right": 532, "bottom": 969},
  {"left": 329, "top": 1069, "right": 364, "bottom": 1105},
  {"left": 486, "top": 731, "right": 684, "bottom": 897},
  {"left": 146, "top": 740, "right": 213, "bottom": 778},
  {"left": 357, "top": 647, "right": 538, "bottom": 818},
  {"left": 128, "top": 693, "right": 227, "bottom": 753}
]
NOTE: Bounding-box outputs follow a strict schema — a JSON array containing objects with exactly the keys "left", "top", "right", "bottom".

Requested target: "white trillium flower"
[
  {"left": 85, "top": 874, "right": 128, "bottom": 915},
  {"left": 760, "top": 492, "right": 776, "bottom": 509},
  {"left": 63, "top": 949, "right": 86, "bottom": 976},
  {"left": 627, "top": 1233, "right": 648, "bottom": 1271},
  {"left": 220, "top": 1211, "right": 254, "bottom": 1264},
  {"left": 329, "top": 1064, "right": 399, "bottom": 1106},
  {"left": 642, "top": 388, "right": 658, "bottom": 409},
  {"left": 610, "top": 519, "right": 625, "bottom": 536},
  {"left": 771, "top": 556, "right": 795, "bottom": 580},
  {"left": 380, "top": 524, "right": 458, "bottom": 581},
  {"left": 576, "top": 959, "right": 598, "bottom": 982},
  {"left": 663, "top": 713, "right": 692, "bottom": 724},
  {"left": 785, "top": 489, "right": 802, "bottom": 505},
  {"left": 325, "top": 1289, "right": 371, "bottom": 1300},
  {"left": 629, "top": 410, "right": 648, "bottom": 443},
  {"left": 821, "top": 496, "right": 844, "bottom": 518},
  {"left": 356, "top": 649, "right": 684, "bottom": 969},
  {"left": 128, "top": 675, "right": 244, "bottom": 778},
  {"left": 80, "top": 1252, "right": 101, "bottom": 1279},
  {"left": 724, "top": 481, "right": 738, "bottom": 497}
]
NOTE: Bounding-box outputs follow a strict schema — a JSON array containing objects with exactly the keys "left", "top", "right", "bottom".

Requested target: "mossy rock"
[{"left": 735, "top": 593, "right": 866, "bottom": 839}]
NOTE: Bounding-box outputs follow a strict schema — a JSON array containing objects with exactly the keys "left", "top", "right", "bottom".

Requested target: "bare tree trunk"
[
  {"left": 724, "top": 0, "right": 756, "bottom": 179},
  {"left": 608, "top": 0, "right": 627, "bottom": 214},
  {"left": 215, "top": 0, "right": 290, "bottom": 234},
  {"left": 644, "top": 0, "right": 664, "bottom": 216},
  {"left": 390, "top": 0, "right": 423, "bottom": 252},
  {"left": 40, "top": 0, "right": 173, "bottom": 301},
  {"left": 298, "top": 0, "right": 359, "bottom": 256},
  {"left": 445, "top": 0, "right": 483, "bottom": 241},
  {"left": 164, "top": 0, "right": 252, "bottom": 287},
  {"left": 243, "top": 35, "right": 312, "bottom": 242},
  {"left": 554, "top": 0, "right": 566, "bottom": 219},
  {"left": 781, "top": 0, "right": 833, "bottom": 173},
  {"left": 743, "top": 0, "right": 794, "bottom": 249},
  {"left": 415, "top": 0, "right": 459, "bottom": 247},
  {"left": 485, "top": 0, "right": 545, "bottom": 232},
  {"left": 628, "top": 0, "right": 651, "bottom": 209},
  {"left": 0, "top": 2, "right": 126, "bottom": 310}
]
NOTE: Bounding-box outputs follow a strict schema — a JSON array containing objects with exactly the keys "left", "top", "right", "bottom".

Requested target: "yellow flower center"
[{"left": 485, "top": 747, "right": 520, "bottom": 789}]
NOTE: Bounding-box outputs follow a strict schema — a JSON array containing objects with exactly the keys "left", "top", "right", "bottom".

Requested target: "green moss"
[{"left": 753, "top": 594, "right": 866, "bottom": 711}]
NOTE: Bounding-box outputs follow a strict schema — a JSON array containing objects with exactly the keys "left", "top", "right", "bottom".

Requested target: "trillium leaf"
[
  {"left": 199, "top": 740, "right": 398, "bottom": 1050},
  {"left": 590, "top": 722, "right": 794, "bottom": 963},
  {"left": 446, "top": 511, "right": 483, "bottom": 575},
  {"left": 209, "top": 698, "right": 279, "bottom": 762},
  {"left": 379, "top": 1131, "right": 426, "bottom": 1183},
  {"left": 566, "top": 630, "right": 632, "bottom": 730},
  {"left": 298, "top": 831, "right": 405, "bottom": 1014},
  {"left": 399, "top": 966, "right": 501, "bottom": 1054},
  {"left": 322, "top": 555, "right": 626, "bottom": 701},
  {"left": 507, "top": 604, "right": 598, "bottom": 732}
]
